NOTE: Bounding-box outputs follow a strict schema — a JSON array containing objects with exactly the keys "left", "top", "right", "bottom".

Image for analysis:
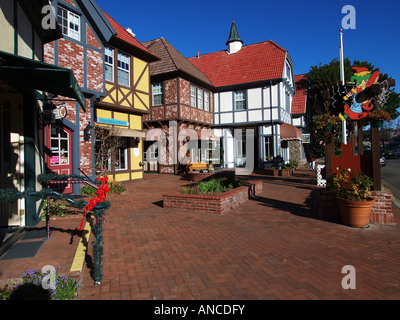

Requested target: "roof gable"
[
  {"left": 292, "top": 74, "right": 307, "bottom": 114},
  {"left": 102, "top": 11, "right": 158, "bottom": 62},
  {"left": 188, "top": 40, "right": 287, "bottom": 88},
  {"left": 143, "top": 38, "right": 213, "bottom": 88}
]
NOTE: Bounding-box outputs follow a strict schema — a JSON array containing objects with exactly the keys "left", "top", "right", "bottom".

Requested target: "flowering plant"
[
  {"left": 314, "top": 114, "right": 341, "bottom": 130},
  {"left": 327, "top": 169, "right": 373, "bottom": 201},
  {"left": 0, "top": 268, "right": 80, "bottom": 300},
  {"left": 366, "top": 108, "right": 392, "bottom": 121}
]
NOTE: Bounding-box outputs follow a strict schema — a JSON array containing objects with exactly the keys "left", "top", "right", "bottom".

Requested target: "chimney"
[{"left": 125, "top": 28, "right": 136, "bottom": 37}]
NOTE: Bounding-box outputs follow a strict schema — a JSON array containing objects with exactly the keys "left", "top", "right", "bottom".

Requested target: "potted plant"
[{"left": 327, "top": 169, "right": 374, "bottom": 228}]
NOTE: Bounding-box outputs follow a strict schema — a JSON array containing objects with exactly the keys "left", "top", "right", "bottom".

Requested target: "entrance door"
[
  {"left": 0, "top": 98, "right": 19, "bottom": 227},
  {"left": 45, "top": 125, "right": 73, "bottom": 193},
  {"left": 143, "top": 140, "right": 158, "bottom": 173}
]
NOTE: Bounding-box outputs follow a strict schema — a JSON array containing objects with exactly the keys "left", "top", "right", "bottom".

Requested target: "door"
[
  {"left": 45, "top": 125, "right": 73, "bottom": 193},
  {"left": 0, "top": 98, "right": 19, "bottom": 227},
  {"left": 143, "top": 140, "right": 158, "bottom": 173}
]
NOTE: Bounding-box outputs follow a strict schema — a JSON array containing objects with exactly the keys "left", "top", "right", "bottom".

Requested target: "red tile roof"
[
  {"left": 292, "top": 74, "right": 307, "bottom": 114},
  {"left": 188, "top": 41, "right": 287, "bottom": 87},
  {"left": 102, "top": 10, "right": 155, "bottom": 58}
]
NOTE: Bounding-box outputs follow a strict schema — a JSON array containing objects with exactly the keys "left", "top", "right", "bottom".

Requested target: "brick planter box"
[
  {"left": 163, "top": 180, "right": 263, "bottom": 214},
  {"left": 264, "top": 168, "right": 293, "bottom": 176},
  {"left": 317, "top": 189, "right": 394, "bottom": 225},
  {"left": 186, "top": 170, "right": 235, "bottom": 183}
]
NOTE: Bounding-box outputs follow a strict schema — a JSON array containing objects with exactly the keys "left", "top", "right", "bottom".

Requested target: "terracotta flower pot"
[{"left": 337, "top": 197, "right": 375, "bottom": 228}]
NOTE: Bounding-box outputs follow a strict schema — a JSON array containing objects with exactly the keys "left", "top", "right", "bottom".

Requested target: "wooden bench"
[{"left": 187, "top": 162, "right": 208, "bottom": 172}]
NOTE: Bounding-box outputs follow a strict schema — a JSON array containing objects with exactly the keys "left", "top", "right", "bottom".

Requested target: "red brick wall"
[
  {"left": 58, "top": 38, "right": 84, "bottom": 87},
  {"left": 43, "top": 20, "right": 105, "bottom": 178},
  {"left": 86, "top": 24, "right": 102, "bottom": 50},
  {"left": 86, "top": 48, "right": 103, "bottom": 92},
  {"left": 163, "top": 181, "right": 263, "bottom": 214},
  {"left": 369, "top": 191, "right": 394, "bottom": 224},
  {"left": 318, "top": 189, "right": 394, "bottom": 225}
]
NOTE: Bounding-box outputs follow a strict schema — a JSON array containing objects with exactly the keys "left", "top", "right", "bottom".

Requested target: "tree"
[
  {"left": 307, "top": 58, "right": 399, "bottom": 120},
  {"left": 94, "top": 126, "right": 122, "bottom": 177}
]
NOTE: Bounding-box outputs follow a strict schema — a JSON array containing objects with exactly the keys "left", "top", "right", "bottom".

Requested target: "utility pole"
[{"left": 339, "top": 28, "right": 347, "bottom": 144}]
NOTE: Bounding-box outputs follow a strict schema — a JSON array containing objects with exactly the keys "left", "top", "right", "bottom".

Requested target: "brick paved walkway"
[
  {"left": 79, "top": 169, "right": 400, "bottom": 300},
  {"left": 1, "top": 168, "right": 399, "bottom": 300}
]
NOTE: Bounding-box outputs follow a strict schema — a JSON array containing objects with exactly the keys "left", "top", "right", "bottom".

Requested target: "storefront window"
[{"left": 50, "top": 125, "right": 69, "bottom": 165}]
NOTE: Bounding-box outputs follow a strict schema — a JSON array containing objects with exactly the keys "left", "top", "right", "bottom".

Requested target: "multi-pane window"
[
  {"left": 117, "top": 52, "right": 130, "bottom": 87},
  {"left": 104, "top": 46, "right": 114, "bottom": 82},
  {"left": 57, "top": 6, "right": 80, "bottom": 41},
  {"left": 234, "top": 91, "right": 246, "bottom": 110},
  {"left": 197, "top": 88, "right": 203, "bottom": 109},
  {"left": 152, "top": 82, "right": 163, "bottom": 105},
  {"left": 50, "top": 126, "right": 69, "bottom": 165},
  {"left": 190, "top": 85, "right": 196, "bottom": 107},
  {"left": 204, "top": 91, "right": 209, "bottom": 111}
]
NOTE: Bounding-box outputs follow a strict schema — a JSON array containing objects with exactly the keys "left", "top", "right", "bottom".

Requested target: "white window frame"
[
  {"left": 204, "top": 91, "right": 209, "bottom": 111},
  {"left": 117, "top": 52, "right": 130, "bottom": 87},
  {"left": 197, "top": 87, "right": 203, "bottom": 109},
  {"left": 234, "top": 91, "right": 246, "bottom": 110},
  {"left": 152, "top": 82, "right": 163, "bottom": 106},
  {"left": 104, "top": 46, "right": 114, "bottom": 82},
  {"left": 57, "top": 6, "right": 80, "bottom": 41},
  {"left": 190, "top": 85, "right": 196, "bottom": 107}
]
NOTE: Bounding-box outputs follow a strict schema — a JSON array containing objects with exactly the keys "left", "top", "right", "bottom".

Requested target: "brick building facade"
[{"left": 43, "top": 0, "right": 114, "bottom": 193}]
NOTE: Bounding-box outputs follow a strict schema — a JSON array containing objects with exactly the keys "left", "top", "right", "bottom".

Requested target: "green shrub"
[
  {"left": 41, "top": 199, "right": 67, "bottom": 219},
  {"left": 182, "top": 176, "right": 243, "bottom": 195},
  {"left": 79, "top": 180, "right": 126, "bottom": 196}
]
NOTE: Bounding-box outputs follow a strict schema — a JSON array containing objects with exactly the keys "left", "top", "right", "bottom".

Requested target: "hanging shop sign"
[
  {"left": 53, "top": 105, "right": 67, "bottom": 120},
  {"left": 97, "top": 117, "right": 129, "bottom": 127}
]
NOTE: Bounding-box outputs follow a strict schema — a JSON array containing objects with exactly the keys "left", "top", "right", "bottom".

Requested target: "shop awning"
[
  {"left": 113, "top": 128, "right": 145, "bottom": 138},
  {"left": 280, "top": 123, "right": 302, "bottom": 141},
  {"left": 0, "top": 50, "right": 86, "bottom": 111}
]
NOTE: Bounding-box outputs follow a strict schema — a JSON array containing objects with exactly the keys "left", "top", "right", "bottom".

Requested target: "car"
[
  {"left": 361, "top": 149, "right": 386, "bottom": 166},
  {"left": 380, "top": 154, "right": 386, "bottom": 166},
  {"left": 384, "top": 142, "right": 400, "bottom": 159}
]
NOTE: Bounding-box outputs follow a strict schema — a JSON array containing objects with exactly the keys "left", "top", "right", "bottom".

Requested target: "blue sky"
[{"left": 96, "top": 0, "right": 399, "bottom": 95}]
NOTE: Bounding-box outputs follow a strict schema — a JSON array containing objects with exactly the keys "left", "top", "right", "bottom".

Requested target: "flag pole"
[{"left": 339, "top": 28, "right": 347, "bottom": 144}]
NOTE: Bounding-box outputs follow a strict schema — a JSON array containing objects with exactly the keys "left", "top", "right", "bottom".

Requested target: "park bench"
[{"left": 187, "top": 162, "right": 208, "bottom": 172}]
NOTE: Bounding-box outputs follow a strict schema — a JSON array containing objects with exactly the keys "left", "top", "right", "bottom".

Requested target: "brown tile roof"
[{"left": 143, "top": 37, "right": 213, "bottom": 88}]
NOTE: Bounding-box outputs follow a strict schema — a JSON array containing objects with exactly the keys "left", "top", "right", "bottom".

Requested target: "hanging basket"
[{"left": 337, "top": 197, "right": 375, "bottom": 228}]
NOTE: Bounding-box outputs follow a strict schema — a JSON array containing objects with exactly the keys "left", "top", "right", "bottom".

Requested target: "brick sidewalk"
[
  {"left": 1, "top": 168, "right": 399, "bottom": 300},
  {"left": 78, "top": 169, "right": 400, "bottom": 300}
]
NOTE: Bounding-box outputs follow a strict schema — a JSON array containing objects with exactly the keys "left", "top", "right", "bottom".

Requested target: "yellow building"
[{"left": 94, "top": 11, "right": 159, "bottom": 183}]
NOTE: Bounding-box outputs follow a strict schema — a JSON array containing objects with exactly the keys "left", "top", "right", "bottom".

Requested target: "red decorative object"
[
  {"left": 332, "top": 143, "right": 372, "bottom": 177},
  {"left": 78, "top": 176, "right": 110, "bottom": 231},
  {"left": 343, "top": 67, "right": 380, "bottom": 120}
]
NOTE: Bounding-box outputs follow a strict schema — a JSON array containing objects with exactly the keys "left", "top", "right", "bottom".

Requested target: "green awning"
[{"left": 0, "top": 50, "right": 86, "bottom": 111}]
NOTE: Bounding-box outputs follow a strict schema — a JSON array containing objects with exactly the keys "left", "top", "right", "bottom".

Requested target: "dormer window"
[{"left": 57, "top": 6, "right": 80, "bottom": 41}]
